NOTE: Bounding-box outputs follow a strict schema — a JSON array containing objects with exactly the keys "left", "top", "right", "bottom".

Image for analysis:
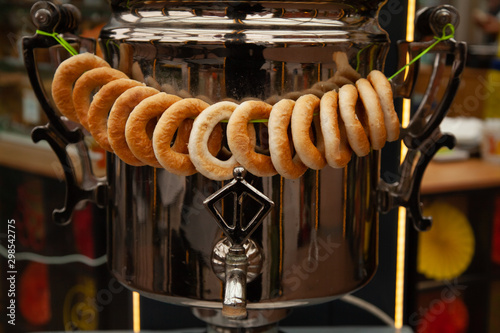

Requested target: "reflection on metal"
[{"left": 23, "top": 1, "right": 466, "bottom": 331}]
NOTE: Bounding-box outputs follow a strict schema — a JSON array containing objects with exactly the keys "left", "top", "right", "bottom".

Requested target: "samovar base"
[{"left": 193, "top": 308, "right": 290, "bottom": 333}]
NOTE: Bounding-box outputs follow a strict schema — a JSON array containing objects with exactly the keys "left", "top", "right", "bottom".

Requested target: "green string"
[
  {"left": 388, "top": 23, "right": 455, "bottom": 81},
  {"left": 36, "top": 23, "right": 455, "bottom": 124},
  {"left": 355, "top": 44, "right": 372, "bottom": 72},
  {"left": 36, "top": 30, "right": 78, "bottom": 56}
]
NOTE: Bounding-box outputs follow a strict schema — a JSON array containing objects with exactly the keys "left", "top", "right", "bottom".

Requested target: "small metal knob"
[
  {"left": 30, "top": 1, "right": 81, "bottom": 33},
  {"left": 233, "top": 166, "right": 246, "bottom": 180}
]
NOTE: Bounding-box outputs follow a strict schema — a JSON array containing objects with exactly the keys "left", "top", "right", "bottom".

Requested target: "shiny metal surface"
[
  {"left": 212, "top": 238, "right": 263, "bottom": 283},
  {"left": 107, "top": 152, "right": 380, "bottom": 308},
  {"left": 103, "top": 3, "right": 385, "bottom": 311},
  {"left": 96, "top": 0, "right": 456, "bottom": 331},
  {"left": 99, "top": 1, "right": 389, "bottom": 103},
  {"left": 222, "top": 245, "right": 249, "bottom": 319},
  {"left": 103, "top": 1, "right": 385, "bottom": 315}
]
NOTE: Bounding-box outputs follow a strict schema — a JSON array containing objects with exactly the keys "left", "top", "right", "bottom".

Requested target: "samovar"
[{"left": 23, "top": 1, "right": 465, "bottom": 331}]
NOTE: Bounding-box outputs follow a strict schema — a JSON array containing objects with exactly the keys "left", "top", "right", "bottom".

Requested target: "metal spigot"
[
  {"left": 204, "top": 167, "right": 273, "bottom": 319},
  {"left": 222, "top": 245, "right": 248, "bottom": 319}
]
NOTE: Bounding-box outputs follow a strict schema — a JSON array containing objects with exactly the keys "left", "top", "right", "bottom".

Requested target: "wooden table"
[{"left": 421, "top": 158, "right": 500, "bottom": 194}]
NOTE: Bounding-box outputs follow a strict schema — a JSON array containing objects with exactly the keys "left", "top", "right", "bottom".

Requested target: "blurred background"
[{"left": 0, "top": 0, "right": 500, "bottom": 332}]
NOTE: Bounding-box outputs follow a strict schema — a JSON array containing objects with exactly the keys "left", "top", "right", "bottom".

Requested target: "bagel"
[
  {"left": 88, "top": 78, "right": 145, "bottom": 152},
  {"left": 131, "top": 62, "right": 145, "bottom": 82},
  {"left": 73, "top": 67, "right": 129, "bottom": 129},
  {"left": 268, "top": 99, "right": 308, "bottom": 179},
  {"left": 283, "top": 91, "right": 303, "bottom": 101},
  {"left": 329, "top": 73, "right": 354, "bottom": 88},
  {"left": 227, "top": 101, "right": 277, "bottom": 177},
  {"left": 312, "top": 81, "right": 339, "bottom": 92},
  {"left": 320, "top": 90, "right": 352, "bottom": 168},
  {"left": 338, "top": 84, "right": 371, "bottom": 156},
  {"left": 153, "top": 98, "right": 217, "bottom": 176},
  {"left": 52, "top": 53, "right": 110, "bottom": 122},
  {"left": 188, "top": 101, "right": 244, "bottom": 180},
  {"left": 367, "top": 70, "right": 400, "bottom": 142},
  {"left": 125, "top": 92, "right": 182, "bottom": 168},
  {"left": 117, "top": 43, "right": 133, "bottom": 75},
  {"left": 301, "top": 88, "right": 324, "bottom": 98},
  {"left": 145, "top": 76, "right": 162, "bottom": 90},
  {"left": 291, "top": 94, "right": 327, "bottom": 170},
  {"left": 332, "top": 51, "right": 361, "bottom": 82},
  {"left": 170, "top": 119, "right": 194, "bottom": 154},
  {"left": 161, "top": 83, "right": 177, "bottom": 95},
  {"left": 108, "top": 86, "right": 160, "bottom": 166},
  {"left": 355, "top": 78, "right": 387, "bottom": 150}
]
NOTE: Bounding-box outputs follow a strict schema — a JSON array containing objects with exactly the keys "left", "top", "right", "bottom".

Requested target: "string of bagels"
[{"left": 44, "top": 24, "right": 455, "bottom": 181}]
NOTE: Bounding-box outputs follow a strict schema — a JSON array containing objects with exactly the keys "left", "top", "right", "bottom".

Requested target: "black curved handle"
[
  {"left": 379, "top": 132, "right": 456, "bottom": 231},
  {"left": 398, "top": 40, "right": 466, "bottom": 150},
  {"left": 23, "top": 1, "right": 107, "bottom": 225},
  {"left": 379, "top": 5, "right": 466, "bottom": 231}
]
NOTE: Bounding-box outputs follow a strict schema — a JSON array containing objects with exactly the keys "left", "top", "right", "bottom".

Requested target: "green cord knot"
[
  {"left": 388, "top": 23, "right": 456, "bottom": 81},
  {"left": 434, "top": 23, "right": 455, "bottom": 42},
  {"left": 36, "top": 30, "right": 78, "bottom": 56}
]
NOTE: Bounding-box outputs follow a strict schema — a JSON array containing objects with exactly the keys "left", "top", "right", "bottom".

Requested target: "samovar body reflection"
[
  {"left": 101, "top": 1, "right": 384, "bottom": 323},
  {"left": 23, "top": 0, "right": 465, "bottom": 330}
]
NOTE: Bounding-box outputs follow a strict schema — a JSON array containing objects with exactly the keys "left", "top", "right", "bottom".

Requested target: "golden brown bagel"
[
  {"left": 227, "top": 101, "right": 277, "bottom": 177},
  {"left": 291, "top": 94, "right": 327, "bottom": 170},
  {"left": 338, "top": 84, "right": 371, "bottom": 157},
  {"left": 108, "top": 86, "right": 160, "bottom": 166},
  {"left": 73, "top": 67, "right": 129, "bottom": 129},
  {"left": 153, "top": 98, "right": 214, "bottom": 176},
  {"left": 355, "top": 78, "right": 387, "bottom": 150},
  {"left": 268, "top": 99, "right": 308, "bottom": 179},
  {"left": 52, "top": 53, "right": 110, "bottom": 122},
  {"left": 88, "top": 78, "right": 144, "bottom": 152},
  {"left": 367, "top": 70, "right": 400, "bottom": 142},
  {"left": 320, "top": 90, "right": 352, "bottom": 168},
  {"left": 125, "top": 92, "right": 182, "bottom": 168}
]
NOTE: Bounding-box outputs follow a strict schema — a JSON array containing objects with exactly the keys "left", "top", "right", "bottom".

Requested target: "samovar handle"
[
  {"left": 378, "top": 5, "right": 467, "bottom": 231},
  {"left": 23, "top": 1, "right": 107, "bottom": 225}
]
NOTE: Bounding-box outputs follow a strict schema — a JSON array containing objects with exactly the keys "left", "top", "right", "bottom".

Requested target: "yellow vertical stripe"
[
  {"left": 133, "top": 291, "right": 141, "bottom": 332},
  {"left": 394, "top": 0, "right": 416, "bottom": 326}
]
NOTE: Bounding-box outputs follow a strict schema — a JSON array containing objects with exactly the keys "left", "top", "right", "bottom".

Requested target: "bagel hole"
[
  {"left": 171, "top": 119, "right": 193, "bottom": 154},
  {"left": 287, "top": 125, "right": 297, "bottom": 156},
  {"left": 146, "top": 117, "right": 158, "bottom": 140},
  {"left": 216, "top": 138, "right": 233, "bottom": 161},
  {"left": 254, "top": 123, "right": 270, "bottom": 156},
  {"left": 305, "top": 115, "right": 325, "bottom": 153},
  {"left": 89, "top": 84, "right": 110, "bottom": 105},
  {"left": 355, "top": 100, "right": 370, "bottom": 136},
  {"left": 308, "top": 118, "right": 321, "bottom": 145},
  {"left": 215, "top": 123, "right": 232, "bottom": 161}
]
